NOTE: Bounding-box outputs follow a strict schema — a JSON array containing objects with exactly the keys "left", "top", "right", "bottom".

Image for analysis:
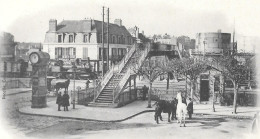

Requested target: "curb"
[
  {"left": 193, "top": 113, "right": 253, "bottom": 119},
  {"left": 18, "top": 108, "right": 155, "bottom": 122},
  {"left": 6, "top": 90, "right": 32, "bottom": 96}
]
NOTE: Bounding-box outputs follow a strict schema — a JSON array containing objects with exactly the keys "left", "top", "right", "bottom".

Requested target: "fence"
[
  {"left": 117, "top": 89, "right": 137, "bottom": 107},
  {"left": 3, "top": 78, "right": 31, "bottom": 89},
  {"left": 220, "top": 90, "right": 259, "bottom": 106},
  {"left": 71, "top": 88, "right": 94, "bottom": 105}
]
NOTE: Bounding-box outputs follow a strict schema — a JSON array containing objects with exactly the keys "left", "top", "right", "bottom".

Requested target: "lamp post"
[
  {"left": 86, "top": 79, "right": 90, "bottom": 98},
  {"left": 203, "top": 40, "right": 206, "bottom": 59},
  {"left": 72, "top": 64, "right": 77, "bottom": 109}
]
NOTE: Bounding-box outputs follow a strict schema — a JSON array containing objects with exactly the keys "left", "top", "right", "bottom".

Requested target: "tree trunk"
[
  {"left": 233, "top": 81, "right": 238, "bottom": 114},
  {"left": 190, "top": 81, "right": 195, "bottom": 99},
  {"left": 148, "top": 82, "right": 152, "bottom": 108},
  {"left": 166, "top": 72, "right": 169, "bottom": 94},
  {"left": 212, "top": 88, "right": 215, "bottom": 112},
  {"left": 185, "top": 74, "right": 187, "bottom": 98}
]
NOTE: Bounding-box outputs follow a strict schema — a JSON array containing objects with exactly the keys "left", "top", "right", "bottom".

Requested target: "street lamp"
[
  {"left": 72, "top": 63, "right": 77, "bottom": 109},
  {"left": 203, "top": 40, "right": 206, "bottom": 59}
]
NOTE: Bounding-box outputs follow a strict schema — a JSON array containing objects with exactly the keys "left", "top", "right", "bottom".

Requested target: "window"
[
  {"left": 110, "top": 35, "right": 112, "bottom": 43},
  {"left": 83, "top": 35, "right": 88, "bottom": 43},
  {"left": 69, "top": 35, "right": 74, "bottom": 43},
  {"left": 112, "top": 36, "right": 116, "bottom": 44},
  {"left": 100, "top": 34, "right": 103, "bottom": 43},
  {"left": 122, "top": 36, "right": 125, "bottom": 44},
  {"left": 83, "top": 47, "right": 88, "bottom": 59},
  {"left": 58, "top": 35, "right": 62, "bottom": 43},
  {"left": 99, "top": 48, "right": 108, "bottom": 59},
  {"left": 118, "top": 36, "right": 121, "bottom": 44},
  {"left": 112, "top": 48, "right": 117, "bottom": 56},
  {"left": 73, "top": 48, "right": 76, "bottom": 56}
]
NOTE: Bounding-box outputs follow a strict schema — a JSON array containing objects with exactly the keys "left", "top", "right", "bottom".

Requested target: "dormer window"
[
  {"left": 69, "top": 35, "right": 74, "bottom": 43},
  {"left": 112, "top": 35, "right": 116, "bottom": 44},
  {"left": 58, "top": 35, "right": 62, "bottom": 43},
  {"left": 83, "top": 35, "right": 88, "bottom": 43}
]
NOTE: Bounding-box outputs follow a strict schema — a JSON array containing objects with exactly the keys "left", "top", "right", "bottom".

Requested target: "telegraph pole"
[
  {"left": 107, "top": 8, "right": 110, "bottom": 70},
  {"left": 102, "top": 6, "right": 105, "bottom": 77}
]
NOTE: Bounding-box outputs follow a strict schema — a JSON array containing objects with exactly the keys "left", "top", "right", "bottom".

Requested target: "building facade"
[
  {"left": 43, "top": 19, "right": 134, "bottom": 71},
  {"left": 192, "top": 31, "right": 232, "bottom": 55},
  {"left": 190, "top": 31, "right": 233, "bottom": 103}
]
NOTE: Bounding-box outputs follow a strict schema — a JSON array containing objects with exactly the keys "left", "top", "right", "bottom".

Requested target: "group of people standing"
[{"left": 56, "top": 91, "right": 70, "bottom": 111}]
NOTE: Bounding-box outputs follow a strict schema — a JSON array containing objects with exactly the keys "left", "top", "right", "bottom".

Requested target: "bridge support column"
[
  {"left": 129, "top": 78, "right": 132, "bottom": 100},
  {"left": 134, "top": 76, "right": 136, "bottom": 99}
]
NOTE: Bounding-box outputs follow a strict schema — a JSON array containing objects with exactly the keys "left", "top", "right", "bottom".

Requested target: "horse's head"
[{"left": 176, "top": 92, "right": 182, "bottom": 101}]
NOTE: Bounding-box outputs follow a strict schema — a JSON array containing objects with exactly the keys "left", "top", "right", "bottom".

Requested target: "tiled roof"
[{"left": 53, "top": 20, "right": 131, "bottom": 36}]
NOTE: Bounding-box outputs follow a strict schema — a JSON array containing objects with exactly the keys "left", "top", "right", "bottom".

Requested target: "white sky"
[{"left": 0, "top": 0, "right": 260, "bottom": 52}]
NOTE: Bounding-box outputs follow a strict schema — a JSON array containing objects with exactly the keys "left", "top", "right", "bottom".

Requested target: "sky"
[{"left": 0, "top": 0, "right": 260, "bottom": 52}]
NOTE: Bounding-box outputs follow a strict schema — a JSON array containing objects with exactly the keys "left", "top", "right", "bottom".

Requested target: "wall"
[{"left": 196, "top": 33, "right": 231, "bottom": 53}]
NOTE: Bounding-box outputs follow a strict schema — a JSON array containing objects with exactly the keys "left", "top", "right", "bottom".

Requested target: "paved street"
[
  {"left": 1, "top": 90, "right": 259, "bottom": 139},
  {"left": 24, "top": 113, "right": 254, "bottom": 139}
]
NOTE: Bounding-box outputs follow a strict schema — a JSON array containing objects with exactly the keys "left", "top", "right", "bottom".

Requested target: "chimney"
[
  {"left": 49, "top": 19, "right": 57, "bottom": 32},
  {"left": 114, "top": 19, "right": 122, "bottom": 26},
  {"left": 83, "top": 19, "right": 93, "bottom": 31}
]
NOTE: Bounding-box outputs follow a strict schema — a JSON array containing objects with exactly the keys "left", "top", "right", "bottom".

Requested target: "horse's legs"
[
  {"left": 159, "top": 114, "right": 163, "bottom": 121},
  {"left": 171, "top": 111, "right": 174, "bottom": 121},
  {"left": 183, "top": 112, "right": 186, "bottom": 127},
  {"left": 168, "top": 112, "right": 171, "bottom": 122}
]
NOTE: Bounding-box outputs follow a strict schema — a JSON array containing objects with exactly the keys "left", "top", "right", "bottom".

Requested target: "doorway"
[{"left": 200, "top": 80, "right": 209, "bottom": 101}]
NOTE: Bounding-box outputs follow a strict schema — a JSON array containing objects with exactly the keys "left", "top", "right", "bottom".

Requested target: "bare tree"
[
  {"left": 168, "top": 57, "right": 207, "bottom": 98},
  {"left": 131, "top": 57, "right": 166, "bottom": 108},
  {"left": 216, "top": 54, "right": 250, "bottom": 114}
]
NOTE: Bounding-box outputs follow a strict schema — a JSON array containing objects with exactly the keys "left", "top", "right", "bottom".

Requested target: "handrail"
[
  {"left": 112, "top": 68, "right": 131, "bottom": 103},
  {"left": 114, "top": 44, "right": 136, "bottom": 73},
  {"left": 112, "top": 43, "right": 152, "bottom": 103},
  {"left": 94, "top": 44, "right": 136, "bottom": 101}
]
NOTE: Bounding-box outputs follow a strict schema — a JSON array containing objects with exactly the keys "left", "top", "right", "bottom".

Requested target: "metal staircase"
[{"left": 88, "top": 43, "right": 151, "bottom": 107}]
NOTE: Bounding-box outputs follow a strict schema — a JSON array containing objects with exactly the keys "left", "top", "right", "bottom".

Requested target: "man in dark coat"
[
  {"left": 142, "top": 85, "right": 148, "bottom": 101},
  {"left": 56, "top": 92, "right": 63, "bottom": 111},
  {"left": 187, "top": 98, "right": 193, "bottom": 119},
  {"left": 62, "top": 91, "right": 70, "bottom": 111}
]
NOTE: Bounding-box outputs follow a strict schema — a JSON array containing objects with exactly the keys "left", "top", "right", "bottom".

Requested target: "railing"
[
  {"left": 189, "top": 49, "right": 223, "bottom": 55},
  {"left": 112, "top": 68, "right": 131, "bottom": 103},
  {"left": 93, "top": 44, "right": 137, "bottom": 101},
  {"left": 93, "top": 65, "right": 114, "bottom": 101},
  {"left": 114, "top": 44, "right": 136, "bottom": 73},
  {"left": 112, "top": 43, "right": 152, "bottom": 103}
]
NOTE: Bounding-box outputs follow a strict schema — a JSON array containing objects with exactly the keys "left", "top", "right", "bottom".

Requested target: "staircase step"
[{"left": 88, "top": 102, "right": 112, "bottom": 107}]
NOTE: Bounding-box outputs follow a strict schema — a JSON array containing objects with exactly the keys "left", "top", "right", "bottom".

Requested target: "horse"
[
  {"left": 176, "top": 92, "right": 187, "bottom": 127},
  {"left": 55, "top": 79, "right": 70, "bottom": 93},
  {"left": 154, "top": 99, "right": 177, "bottom": 124}
]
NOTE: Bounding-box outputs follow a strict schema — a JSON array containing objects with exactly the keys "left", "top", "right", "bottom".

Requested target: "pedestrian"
[
  {"left": 187, "top": 98, "right": 193, "bottom": 119},
  {"left": 62, "top": 91, "right": 70, "bottom": 111},
  {"left": 142, "top": 85, "right": 148, "bottom": 100},
  {"left": 56, "top": 92, "right": 63, "bottom": 111}
]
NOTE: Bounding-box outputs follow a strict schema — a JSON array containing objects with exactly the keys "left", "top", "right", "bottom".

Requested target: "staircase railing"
[
  {"left": 94, "top": 44, "right": 137, "bottom": 101},
  {"left": 112, "top": 68, "right": 131, "bottom": 103},
  {"left": 112, "top": 43, "right": 152, "bottom": 103},
  {"left": 114, "top": 43, "right": 136, "bottom": 73}
]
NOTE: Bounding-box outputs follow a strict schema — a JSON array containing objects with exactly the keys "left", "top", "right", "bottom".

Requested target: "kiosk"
[{"left": 29, "top": 52, "right": 50, "bottom": 108}]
